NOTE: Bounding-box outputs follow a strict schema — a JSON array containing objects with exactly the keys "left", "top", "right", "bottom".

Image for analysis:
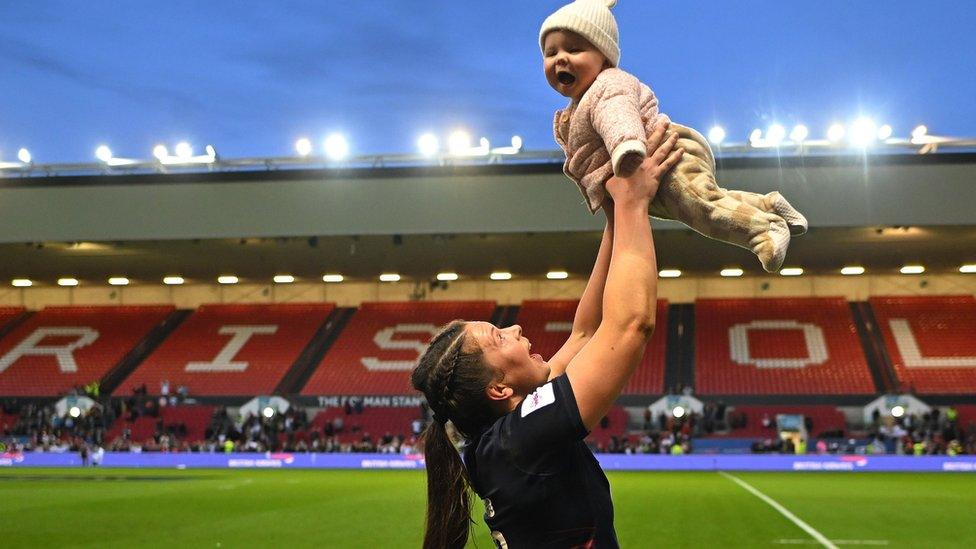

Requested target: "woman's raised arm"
[
  {"left": 546, "top": 201, "right": 614, "bottom": 379},
  {"left": 565, "top": 125, "right": 682, "bottom": 430}
]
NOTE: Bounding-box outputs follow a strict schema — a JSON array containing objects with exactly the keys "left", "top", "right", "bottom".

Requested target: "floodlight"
[
  {"left": 175, "top": 142, "right": 193, "bottom": 159},
  {"left": 95, "top": 145, "right": 113, "bottom": 162},
  {"left": 17, "top": 148, "right": 31, "bottom": 163},
  {"left": 58, "top": 278, "right": 79, "bottom": 287},
  {"left": 546, "top": 271, "right": 569, "bottom": 280},
  {"left": 436, "top": 272, "right": 459, "bottom": 281},
  {"left": 890, "top": 405, "right": 905, "bottom": 418},
  {"left": 153, "top": 145, "right": 169, "bottom": 161},
  {"left": 841, "top": 266, "right": 865, "bottom": 276},
  {"left": 960, "top": 265, "right": 976, "bottom": 274},
  {"left": 749, "top": 128, "right": 763, "bottom": 145},
  {"left": 707, "top": 126, "right": 726, "bottom": 145},
  {"left": 324, "top": 133, "right": 349, "bottom": 161},
  {"left": 417, "top": 133, "right": 439, "bottom": 157},
  {"left": 658, "top": 269, "right": 682, "bottom": 278},
  {"left": 108, "top": 277, "right": 129, "bottom": 286},
  {"left": 510, "top": 135, "right": 523, "bottom": 150},
  {"left": 877, "top": 124, "right": 893, "bottom": 141},
  {"left": 900, "top": 265, "right": 924, "bottom": 275},
  {"left": 911, "top": 125, "right": 928, "bottom": 141},
  {"left": 379, "top": 273, "right": 401, "bottom": 282},
  {"left": 780, "top": 268, "right": 803, "bottom": 276},
  {"left": 849, "top": 117, "right": 877, "bottom": 147},
  {"left": 69, "top": 406, "right": 82, "bottom": 418},
  {"left": 827, "top": 123, "right": 845, "bottom": 143},
  {"left": 789, "top": 125, "right": 809, "bottom": 143},
  {"left": 447, "top": 130, "right": 472, "bottom": 155},
  {"left": 273, "top": 275, "right": 295, "bottom": 284},
  {"left": 163, "top": 276, "right": 185, "bottom": 285},
  {"left": 262, "top": 406, "right": 275, "bottom": 419},
  {"left": 766, "top": 124, "right": 786, "bottom": 146},
  {"left": 217, "top": 275, "right": 239, "bottom": 284},
  {"left": 672, "top": 405, "right": 686, "bottom": 418},
  {"left": 322, "top": 274, "right": 344, "bottom": 283},
  {"left": 295, "top": 138, "right": 313, "bottom": 157},
  {"left": 720, "top": 268, "right": 744, "bottom": 277},
  {"left": 12, "top": 279, "right": 32, "bottom": 287},
  {"left": 490, "top": 272, "right": 512, "bottom": 281}
]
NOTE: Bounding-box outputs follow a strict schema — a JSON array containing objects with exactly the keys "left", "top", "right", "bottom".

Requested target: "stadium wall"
[
  {"left": 0, "top": 274, "right": 973, "bottom": 308},
  {"left": 0, "top": 154, "right": 973, "bottom": 243}
]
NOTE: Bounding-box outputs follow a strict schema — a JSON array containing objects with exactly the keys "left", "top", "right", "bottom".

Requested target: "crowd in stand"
[
  {"left": 3, "top": 388, "right": 974, "bottom": 457},
  {"left": 874, "top": 407, "right": 975, "bottom": 456},
  {"left": 200, "top": 404, "right": 419, "bottom": 455}
]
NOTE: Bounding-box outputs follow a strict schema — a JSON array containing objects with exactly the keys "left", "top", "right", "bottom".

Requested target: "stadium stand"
[
  {"left": 0, "top": 307, "right": 26, "bottom": 331},
  {"left": 720, "top": 405, "right": 847, "bottom": 438},
  {"left": 301, "top": 301, "right": 496, "bottom": 395},
  {"left": 586, "top": 405, "right": 629, "bottom": 447},
  {"left": 311, "top": 406, "right": 418, "bottom": 443},
  {"left": 694, "top": 298, "right": 875, "bottom": 395},
  {"left": 869, "top": 296, "right": 976, "bottom": 394},
  {"left": 120, "top": 303, "right": 335, "bottom": 396},
  {"left": 516, "top": 300, "right": 668, "bottom": 394},
  {"left": 0, "top": 306, "right": 175, "bottom": 397},
  {"left": 106, "top": 404, "right": 214, "bottom": 445},
  {"left": 0, "top": 409, "right": 13, "bottom": 432}
]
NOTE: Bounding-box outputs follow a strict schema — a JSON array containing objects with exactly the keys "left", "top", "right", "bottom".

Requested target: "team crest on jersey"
[{"left": 520, "top": 382, "right": 555, "bottom": 417}]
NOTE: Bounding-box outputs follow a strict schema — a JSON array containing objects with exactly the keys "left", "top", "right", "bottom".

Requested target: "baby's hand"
[{"left": 616, "top": 151, "right": 645, "bottom": 178}]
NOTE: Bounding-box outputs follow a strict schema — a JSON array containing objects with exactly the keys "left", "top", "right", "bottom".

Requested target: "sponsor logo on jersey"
[{"left": 520, "top": 382, "right": 555, "bottom": 417}]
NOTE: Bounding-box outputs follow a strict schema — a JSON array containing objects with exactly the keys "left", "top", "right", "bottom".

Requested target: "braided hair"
[{"left": 411, "top": 320, "right": 498, "bottom": 549}]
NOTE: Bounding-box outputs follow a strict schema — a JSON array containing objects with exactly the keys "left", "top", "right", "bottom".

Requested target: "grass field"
[{"left": 1, "top": 468, "right": 974, "bottom": 548}]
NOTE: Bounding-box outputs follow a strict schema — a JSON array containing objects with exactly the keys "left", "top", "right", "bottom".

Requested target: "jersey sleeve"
[{"left": 495, "top": 374, "right": 589, "bottom": 473}]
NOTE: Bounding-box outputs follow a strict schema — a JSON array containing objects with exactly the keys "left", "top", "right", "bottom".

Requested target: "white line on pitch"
[
  {"left": 719, "top": 472, "right": 838, "bottom": 549},
  {"left": 774, "top": 540, "right": 889, "bottom": 546}
]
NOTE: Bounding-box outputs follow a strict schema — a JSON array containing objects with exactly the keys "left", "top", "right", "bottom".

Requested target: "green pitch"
[{"left": 1, "top": 468, "right": 974, "bottom": 548}]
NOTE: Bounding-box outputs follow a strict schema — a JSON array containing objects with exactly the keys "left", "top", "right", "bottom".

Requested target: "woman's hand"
[{"left": 605, "top": 123, "right": 683, "bottom": 208}]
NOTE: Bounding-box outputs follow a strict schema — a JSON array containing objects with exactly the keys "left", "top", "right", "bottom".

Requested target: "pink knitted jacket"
[{"left": 553, "top": 67, "right": 670, "bottom": 213}]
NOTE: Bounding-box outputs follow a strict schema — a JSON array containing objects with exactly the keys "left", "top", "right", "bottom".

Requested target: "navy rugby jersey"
[{"left": 463, "top": 374, "right": 617, "bottom": 548}]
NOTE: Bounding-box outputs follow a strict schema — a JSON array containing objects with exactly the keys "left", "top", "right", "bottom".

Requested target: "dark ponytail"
[
  {"left": 418, "top": 420, "right": 471, "bottom": 549},
  {"left": 412, "top": 321, "right": 497, "bottom": 549}
]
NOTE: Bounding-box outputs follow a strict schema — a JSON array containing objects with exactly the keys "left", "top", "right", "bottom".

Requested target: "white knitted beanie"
[{"left": 539, "top": 0, "right": 620, "bottom": 67}]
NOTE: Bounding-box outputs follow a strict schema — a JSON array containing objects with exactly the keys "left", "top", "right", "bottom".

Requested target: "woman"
[{"left": 411, "top": 123, "right": 682, "bottom": 548}]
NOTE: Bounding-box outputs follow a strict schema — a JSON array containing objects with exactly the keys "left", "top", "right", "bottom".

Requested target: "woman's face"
[
  {"left": 542, "top": 29, "right": 609, "bottom": 102},
  {"left": 464, "top": 321, "right": 550, "bottom": 397}
]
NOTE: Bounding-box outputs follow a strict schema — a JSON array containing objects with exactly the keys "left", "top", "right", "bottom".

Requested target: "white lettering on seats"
[
  {"left": 361, "top": 323, "right": 440, "bottom": 371},
  {"left": 0, "top": 327, "right": 100, "bottom": 374},
  {"left": 185, "top": 325, "right": 278, "bottom": 372},
  {"left": 888, "top": 319, "right": 976, "bottom": 368},
  {"left": 544, "top": 321, "right": 573, "bottom": 332},
  {"left": 729, "top": 320, "right": 828, "bottom": 369}
]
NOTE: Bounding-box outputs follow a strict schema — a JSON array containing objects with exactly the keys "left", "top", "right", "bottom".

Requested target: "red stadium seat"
[
  {"left": 311, "top": 407, "right": 419, "bottom": 443},
  {"left": 106, "top": 404, "right": 214, "bottom": 444},
  {"left": 585, "top": 405, "right": 629, "bottom": 447},
  {"left": 120, "top": 303, "right": 334, "bottom": 396},
  {"left": 695, "top": 298, "right": 874, "bottom": 395},
  {"left": 869, "top": 296, "right": 976, "bottom": 395},
  {"left": 516, "top": 300, "right": 668, "bottom": 395},
  {"left": 0, "top": 409, "right": 14, "bottom": 432},
  {"left": 301, "top": 301, "right": 496, "bottom": 395},
  {"left": 0, "top": 307, "right": 26, "bottom": 330},
  {"left": 719, "top": 405, "right": 847, "bottom": 438},
  {"left": 0, "top": 306, "right": 175, "bottom": 397}
]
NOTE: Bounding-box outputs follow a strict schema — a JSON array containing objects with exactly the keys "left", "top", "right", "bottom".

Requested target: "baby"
[{"left": 540, "top": 0, "right": 807, "bottom": 272}]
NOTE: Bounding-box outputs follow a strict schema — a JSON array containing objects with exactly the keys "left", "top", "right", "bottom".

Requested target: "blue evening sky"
[{"left": 1, "top": 1, "right": 973, "bottom": 163}]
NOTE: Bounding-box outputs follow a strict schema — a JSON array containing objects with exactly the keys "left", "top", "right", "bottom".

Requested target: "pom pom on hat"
[{"left": 539, "top": 0, "right": 621, "bottom": 67}]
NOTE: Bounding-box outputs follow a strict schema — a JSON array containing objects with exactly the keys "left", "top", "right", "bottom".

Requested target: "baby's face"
[{"left": 542, "top": 30, "right": 609, "bottom": 102}]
